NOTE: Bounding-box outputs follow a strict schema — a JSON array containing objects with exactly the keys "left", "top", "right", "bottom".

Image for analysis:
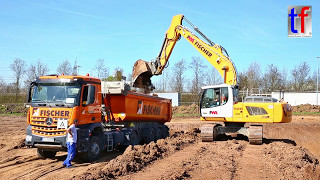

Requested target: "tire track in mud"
[
  {"left": 0, "top": 147, "right": 70, "bottom": 180},
  {"left": 0, "top": 155, "right": 59, "bottom": 180},
  {"left": 232, "top": 144, "right": 271, "bottom": 180}
]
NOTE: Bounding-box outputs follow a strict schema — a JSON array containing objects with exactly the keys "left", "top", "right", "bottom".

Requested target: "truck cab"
[{"left": 25, "top": 74, "right": 102, "bottom": 159}]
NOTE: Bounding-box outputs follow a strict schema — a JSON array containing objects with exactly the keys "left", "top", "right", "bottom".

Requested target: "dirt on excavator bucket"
[{"left": 132, "top": 59, "right": 155, "bottom": 93}]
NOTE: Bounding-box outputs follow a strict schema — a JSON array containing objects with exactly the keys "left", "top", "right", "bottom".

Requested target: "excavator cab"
[{"left": 200, "top": 84, "right": 238, "bottom": 119}]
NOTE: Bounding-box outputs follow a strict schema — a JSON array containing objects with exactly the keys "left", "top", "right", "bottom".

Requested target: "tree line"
[
  {"left": 0, "top": 57, "right": 318, "bottom": 101},
  {"left": 152, "top": 57, "right": 318, "bottom": 94},
  {"left": 0, "top": 58, "right": 125, "bottom": 98}
]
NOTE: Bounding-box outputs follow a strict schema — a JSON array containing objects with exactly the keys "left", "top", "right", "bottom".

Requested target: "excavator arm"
[{"left": 132, "top": 14, "right": 237, "bottom": 89}]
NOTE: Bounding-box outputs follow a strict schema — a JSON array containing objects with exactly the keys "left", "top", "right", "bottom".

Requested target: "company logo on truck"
[
  {"left": 137, "top": 100, "right": 161, "bottom": 115},
  {"left": 32, "top": 108, "right": 70, "bottom": 117}
]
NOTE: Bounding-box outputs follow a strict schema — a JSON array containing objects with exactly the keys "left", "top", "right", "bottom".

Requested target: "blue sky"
[{"left": 0, "top": 0, "right": 319, "bottom": 84}]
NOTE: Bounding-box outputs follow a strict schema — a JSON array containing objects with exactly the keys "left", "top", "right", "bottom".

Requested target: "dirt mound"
[
  {"left": 292, "top": 104, "right": 320, "bottom": 113},
  {"left": 76, "top": 130, "right": 199, "bottom": 180},
  {"left": 173, "top": 104, "right": 199, "bottom": 115},
  {"left": 263, "top": 142, "right": 320, "bottom": 179}
]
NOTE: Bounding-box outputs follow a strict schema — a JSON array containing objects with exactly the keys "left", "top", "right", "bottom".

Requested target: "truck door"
[{"left": 80, "top": 84, "right": 101, "bottom": 124}]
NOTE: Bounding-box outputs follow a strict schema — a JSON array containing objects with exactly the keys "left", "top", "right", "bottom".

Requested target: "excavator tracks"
[
  {"left": 200, "top": 123, "right": 263, "bottom": 145},
  {"left": 200, "top": 124, "right": 217, "bottom": 142},
  {"left": 248, "top": 125, "right": 263, "bottom": 145}
]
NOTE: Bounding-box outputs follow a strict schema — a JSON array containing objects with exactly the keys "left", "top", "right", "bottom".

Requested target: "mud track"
[{"left": 0, "top": 115, "right": 319, "bottom": 180}]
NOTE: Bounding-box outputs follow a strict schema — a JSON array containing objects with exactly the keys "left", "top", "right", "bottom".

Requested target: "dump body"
[{"left": 104, "top": 91, "right": 172, "bottom": 123}]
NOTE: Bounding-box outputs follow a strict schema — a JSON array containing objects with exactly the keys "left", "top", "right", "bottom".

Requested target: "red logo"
[
  {"left": 187, "top": 35, "right": 195, "bottom": 43},
  {"left": 210, "top": 111, "right": 218, "bottom": 115}
]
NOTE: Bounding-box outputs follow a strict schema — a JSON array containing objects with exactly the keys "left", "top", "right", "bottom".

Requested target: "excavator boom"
[{"left": 132, "top": 14, "right": 237, "bottom": 89}]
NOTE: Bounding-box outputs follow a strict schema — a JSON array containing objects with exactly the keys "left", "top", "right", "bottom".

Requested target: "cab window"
[
  {"left": 201, "top": 87, "right": 229, "bottom": 108},
  {"left": 82, "top": 85, "right": 95, "bottom": 106}
]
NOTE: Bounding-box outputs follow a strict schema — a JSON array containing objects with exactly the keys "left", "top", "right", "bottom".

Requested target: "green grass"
[{"left": 293, "top": 112, "right": 320, "bottom": 115}]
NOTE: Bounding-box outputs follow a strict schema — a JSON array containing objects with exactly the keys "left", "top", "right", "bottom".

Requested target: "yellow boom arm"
[{"left": 132, "top": 14, "right": 237, "bottom": 88}]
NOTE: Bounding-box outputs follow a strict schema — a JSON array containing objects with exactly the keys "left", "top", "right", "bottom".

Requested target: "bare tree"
[
  {"left": 246, "top": 61, "right": 262, "bottom": 92},
  {"left": 290, "top": 61, "right": 311, "bottom": 92},
  {"left": 170, "top": 59, "right": 187, "bottom": 93},
  {"left": 205, "top": 66, "right": 223, "bottom": 85},
  {"left": 0, "top": 77, "right": 7, "bottom": 94},
  {"left": 280, "top": 67, "right": 288, "bottom": 91},
  {"left": 262, "top": 64, "right": 282, "bottom": 92},
  {"left": 189, "top": 57, "right": 207, "bottom": 94},
  {"left": 10, "top": 58, "right": 26, "bottom": 96},
  {"left": 94, "top": 59, "right": 109, "bottom": 78},
  {"left": 25, "top": 60, "right": 49, "bottom": 86},
  {"left": 57, "top": 60, "right": 72, "bottom": 75},
  {"left": 238, "top": 71, "right": 249, "bottom": 91},
  {"left": 158, "top": 69, "right": 170, "bottom": 92}
]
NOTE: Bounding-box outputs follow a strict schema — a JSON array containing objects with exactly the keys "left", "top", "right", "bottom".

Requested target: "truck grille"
[{"left": 30, "top": 117, "right": 68, "bottom": 137}]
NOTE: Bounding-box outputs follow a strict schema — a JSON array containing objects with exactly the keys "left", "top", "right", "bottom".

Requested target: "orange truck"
[{"left": 25, "top": 74, "right": 171, "bottom": 161}]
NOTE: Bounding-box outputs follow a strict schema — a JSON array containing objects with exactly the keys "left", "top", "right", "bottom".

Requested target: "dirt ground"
[{"left": 0, "top": 115, "right": 320, "bottom": 180}]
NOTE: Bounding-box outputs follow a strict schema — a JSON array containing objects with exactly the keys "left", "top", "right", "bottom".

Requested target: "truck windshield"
[{"left": 32, "top": 83, "right": 81, "bottom": 105}]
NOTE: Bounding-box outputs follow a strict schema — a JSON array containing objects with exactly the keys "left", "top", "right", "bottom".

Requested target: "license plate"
[{"left": 42, "top": 137, "right": 54, "bottom": 142}]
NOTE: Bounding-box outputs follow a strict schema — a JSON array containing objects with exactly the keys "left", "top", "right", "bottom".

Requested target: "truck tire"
[
  {"left": 37, "top": 148, "right": 57, "bottom": 159},
  {"left": 130, "top": 130, "right": 140, "bottom": 146},
  {"left": 143, "top": 127, "right": 156, "bottom": 144},
  {"left": 155, "top": 127, "right": 162, "bottom": 140},
  {"left": 83, "top": 136, "right": 101, "bottom": 162},
  {"left": 160, "top": 125, "right": 169, "bottom": 139}
]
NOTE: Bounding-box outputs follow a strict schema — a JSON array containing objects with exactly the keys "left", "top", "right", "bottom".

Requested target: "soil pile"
[
  {"left": 173, "top": 104, "right": 199, "bottom": 115},
  {"left": 291, "top": 104, "right": 320, "bottom": 113},
  {"left": 76, "top": 130, "right": 199, "bottom": 180},
  {"left": 262, "top": 142, "right": 320, "bottom": 179}
]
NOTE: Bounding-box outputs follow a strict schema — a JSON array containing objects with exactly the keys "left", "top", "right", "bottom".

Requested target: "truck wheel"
[
  {"left": 37, "top": 148, "right": 57, "bottom": 159},
  {"left": 143, "top": 128, "right": 156, "bottom": 144},
  {"left": 155, "top": 127, "right": 162, "bottom": 140},
  {"left": 130, "top": 130, "right": 140, "bottom": 146},
  {"left": 160, "top": 125, "right": 169, "bottom": 139},
  {"left": 84, "top": 136, "right": 101, "bottom": 162}
]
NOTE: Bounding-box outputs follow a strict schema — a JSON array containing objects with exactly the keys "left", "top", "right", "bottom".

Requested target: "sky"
[{"left": 0, "top": 0, "right": 319, "bottom": 84}]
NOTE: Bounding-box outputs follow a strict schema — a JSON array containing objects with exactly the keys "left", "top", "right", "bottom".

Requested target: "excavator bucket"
[{"left": 132, "top": 59, "right": 154, "bottom": 91}]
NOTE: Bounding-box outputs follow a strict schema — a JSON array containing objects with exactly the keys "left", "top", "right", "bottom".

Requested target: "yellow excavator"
[{"left": 132, "top": 14, "right": 292, "bottom": 144}]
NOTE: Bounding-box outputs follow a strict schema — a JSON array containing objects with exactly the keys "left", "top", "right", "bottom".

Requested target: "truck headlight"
[{"left": 26, "top": 135, "right": 32, "bottom": 142}]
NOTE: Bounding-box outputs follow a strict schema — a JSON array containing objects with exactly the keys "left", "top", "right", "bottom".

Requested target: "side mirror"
[{"left": 27, "top": 82, "right": 36, "bottom": 103}]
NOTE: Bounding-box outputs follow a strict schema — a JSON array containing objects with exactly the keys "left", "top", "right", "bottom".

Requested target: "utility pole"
[{"left": 317, "top": 57, "right": 319, "bottom": 105}]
